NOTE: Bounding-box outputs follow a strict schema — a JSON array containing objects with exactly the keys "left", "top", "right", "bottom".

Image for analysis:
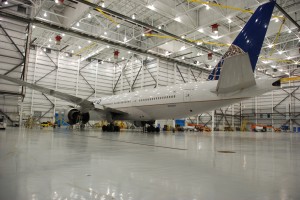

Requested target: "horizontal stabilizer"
[{"left": 216, "top": 53, "right": 256, "bottom": 94}]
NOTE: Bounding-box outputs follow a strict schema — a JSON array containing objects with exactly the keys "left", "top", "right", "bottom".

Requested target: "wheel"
[{"left": 114, "top": 126, "right": 120, "bottom": 132}]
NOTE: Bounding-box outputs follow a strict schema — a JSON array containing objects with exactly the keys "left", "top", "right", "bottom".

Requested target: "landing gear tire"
[
  {"left": 102, "top": 125, "right": 107, "bottom": 132},
  {"left": 102, "top": 124, "right": 120, "bottom": 132}
]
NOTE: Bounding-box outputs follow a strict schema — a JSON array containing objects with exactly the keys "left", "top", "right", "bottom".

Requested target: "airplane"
[{"left": 0, "top": 1, "right": 292, "bottom": 132}]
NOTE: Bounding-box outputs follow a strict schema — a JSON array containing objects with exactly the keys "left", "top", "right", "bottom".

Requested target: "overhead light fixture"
[
  {"left": 76, "top": 22, "right": 80, "bottom": 26},
  {"left": 32, "top": 25, "right": 35, "bottom": 29},
  {"left": 180, "top": 46, "right": 186, "bottom": 51},
  {"left": 124, "top": 37, "right": 127, "bottom": 42},
  {"left": 278, "top": 51, "right": 283, "bottom": 54},
  {"left": 49, "top": 38, "right": 52, "bottom": 42},
  {"left": 198, "top": 28, "right": 204, "bottom": 33},
  {"left": 181, "top": 56, "right": 185, "bottom": 60},
  {"left": 101, "top": 2, "right": 105, "bottom": 8},
  {"left": 288, "top": 29, "right": 292, "bottom": 33},
  {"left": 3, "top": 0, "right": 8, "bottom": 5},
  {"left": 88, "top": 13, "right": 91, "bottom": 18},
  {"left": 88, "top": 40, "right": 91, "bottom": 43},
  {"left": 142, "top": 33, "right": 145, "bottom": 37},
  {"left": 78, "top": 45, "right": 81, "bottom": 49},
  {"left": 43, "top": 12, "right": 47, "bottom": 17},
  {"left": 71, "top": 50, "right": 74, "bottom": 53},
  {"left": 48, "top": 44, "right": 51, "bottom": 48},
  {"left": 117, "top": 24, "right": 120, "bottom": 28},
  {"left": 287, "top": 56, "right": 291, "bottom": 60},
  {"left": 228, "top": 18, "right": 232, "bottom": 24},
  {"left": 62, "top": 33, "right": 65, "bottom": 36},
  {"left": 181, "top": 35, "right": 185, "bottom": 39},
  {"left": 206, "top": 5, "right": 210, "bottom": 10},
  {"left": 268, "top": 44, "right": 273, "bottom": 48},
  {"left": 174, "top": 17, "right": 181, "bottom": 22},
  {"left": 122, "top": 57, "right": 124, "bottom": 60},
  {"left": 128, "top": 51, "right": 131, "bottom": 54},
  {"left": 106, "top": 45, "right": 110, "bottom": 48},
  {"left": 147, "top": 4, "right": 155, "bottom": 10},
  {"left": 104, "top": 32, "right": 107, "bottom": 35},
  {"left": 132, "top": 14, "right": 136, "bottom": 20},
  {"left": 158, "top": 26, "right": 161, "bottom": 29}
]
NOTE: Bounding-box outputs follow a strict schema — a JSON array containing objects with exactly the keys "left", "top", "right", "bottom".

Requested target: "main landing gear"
[
  {"left": 141, "top": 121, "right": 160, "bottom": 133},
  {"left": 102, "top": 123, "right": 120, "bottom": 132}
]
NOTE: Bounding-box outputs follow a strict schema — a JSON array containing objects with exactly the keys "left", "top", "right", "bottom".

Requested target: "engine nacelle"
[{"left": 66, "top": 108, "right": 90, "bottom": 125}]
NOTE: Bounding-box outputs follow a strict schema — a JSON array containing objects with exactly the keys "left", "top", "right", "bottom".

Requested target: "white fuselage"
[{"left": 91, "top": 78, "right": 280, "bottom": 121}]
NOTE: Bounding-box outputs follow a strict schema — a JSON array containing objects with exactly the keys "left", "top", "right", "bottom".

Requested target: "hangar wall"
[
  {"left": 21, "top": 48, "right": 114, "bottom": 123},
  {"left": 0, "top": 17, "right": 29, "bottom": 125}
]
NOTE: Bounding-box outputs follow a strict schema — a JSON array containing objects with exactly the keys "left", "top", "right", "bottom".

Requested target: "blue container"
[
  {"left": 175, "top": 119, "right": 185, "bottom": 127},
  {"left": 293, "top": 127, "right": 297, "bottom": 132},
  {"left": 298, "top": 127, "right": 300, "bottom": 133}
]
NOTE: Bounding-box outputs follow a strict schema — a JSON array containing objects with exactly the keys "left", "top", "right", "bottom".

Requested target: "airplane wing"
[
  {"left": 0, "top": 74, "right": 95, "bottom": 112},
  {"left": 215, "top": 53, "right": 256, "bottom": 94}
]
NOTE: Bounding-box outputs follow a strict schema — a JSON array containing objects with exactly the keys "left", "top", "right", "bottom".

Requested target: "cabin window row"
[
  {"left": 114, "top": 100, "right": 131, "bottom": 104},
  {"left": 139, "top": 95, "right": 176, "bottom": 102}
]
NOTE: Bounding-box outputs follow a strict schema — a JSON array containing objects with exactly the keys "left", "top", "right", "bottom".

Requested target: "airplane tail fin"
[{"left": 208, "top": 1, "right": 276, "bottom": 81}]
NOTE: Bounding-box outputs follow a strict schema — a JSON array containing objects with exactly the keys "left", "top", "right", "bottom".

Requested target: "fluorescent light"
[
  {"left": 198, "top": 28, "right": 204, "bottom": 33},
  {"left": 88, "top": 13, "right": 91, "bottom": 18},
  {"left": 275, "top": 18, "right": 279, "bottom": 23},
  {"left": 43, "top": 12, "right": 47, "bottom": 17},
  {"left": 175, "top": 17, "right": 181, "bottom": 22},
  {"left": 228, "top": 18, "right": 232, "bottom": 23},
  {"left": 106, "top": 45, "right": 110, "bottom": 48},
  {"left": 182, "top": 56, "right": 185, "bottom": 60},
  {"left": 117, "top": 24, "right": 120, "bottom": 28},
  {"left": 101, "top": 2, "right": 105, "bottom": 8},
  {"left": 206, "top": 5, "right": 210, "bottom": 10},
  {"left": 147, "top": 4, "right": 155, "bottom": 10},
  {"left": 76, "top": 22, "right": 80, "bottom": 26},
  {"left": 132, "top": 14, "right": 136, "bottom": 20}
]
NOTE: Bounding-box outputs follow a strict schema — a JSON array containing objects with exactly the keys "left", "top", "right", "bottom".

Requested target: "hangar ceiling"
[{"left": 1, "top": 0, "right": 300, "bottom": 77}]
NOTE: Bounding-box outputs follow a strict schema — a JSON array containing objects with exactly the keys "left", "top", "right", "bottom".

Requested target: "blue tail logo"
[{"left": 208, "top": 1, "right": 275, "bottom": 80}]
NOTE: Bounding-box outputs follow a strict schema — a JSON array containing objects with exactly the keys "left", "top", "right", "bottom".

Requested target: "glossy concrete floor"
[{"left": 1, "top": 128, "right": 300, "bottom": 200}]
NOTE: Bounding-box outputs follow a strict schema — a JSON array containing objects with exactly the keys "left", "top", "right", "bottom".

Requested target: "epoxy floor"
[{"left": 1, "top": 128, "right": 300, "bottom": 200}]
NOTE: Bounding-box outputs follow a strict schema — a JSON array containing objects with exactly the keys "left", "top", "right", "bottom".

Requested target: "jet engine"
[{"left": 66, "top": 108, "right": 90, "bottom": 125}]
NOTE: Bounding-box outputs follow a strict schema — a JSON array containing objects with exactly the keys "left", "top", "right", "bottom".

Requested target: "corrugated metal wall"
[{"left": 0, "top": 17, "right": 28, "bottom": 125}]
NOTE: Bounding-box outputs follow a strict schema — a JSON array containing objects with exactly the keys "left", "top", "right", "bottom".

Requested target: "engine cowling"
[{"left": 66, "top": 108, "right": 90, "bottom": 125}]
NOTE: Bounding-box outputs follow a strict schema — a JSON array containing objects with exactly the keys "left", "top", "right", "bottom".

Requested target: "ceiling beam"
[
  {"left": 74, "top": 0, "right": 222, "bottom": 56},
  {"left": 0, "top": 10, "right": 210, "bottom": 73}
]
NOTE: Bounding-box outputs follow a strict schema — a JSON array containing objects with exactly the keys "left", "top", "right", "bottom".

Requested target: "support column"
[{"left": 212, "top": 110, "right": 215, "bottom": 132}]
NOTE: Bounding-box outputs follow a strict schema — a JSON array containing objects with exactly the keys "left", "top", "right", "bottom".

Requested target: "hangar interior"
[
  {"left": 1, "top": 0, "right": 300, "bottom": 199},
  {"left": 0, "top": 0, "right": 299, "bottom": 131}
]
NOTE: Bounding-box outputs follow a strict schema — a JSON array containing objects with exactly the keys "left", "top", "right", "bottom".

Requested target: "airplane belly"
[{"left": 117, "top": 98, "right": 245, "bottom": 120}]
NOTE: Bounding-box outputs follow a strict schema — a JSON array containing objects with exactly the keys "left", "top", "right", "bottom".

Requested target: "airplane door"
[{"left": 183, "top": 90, "right": 191, "bottom": 102}]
